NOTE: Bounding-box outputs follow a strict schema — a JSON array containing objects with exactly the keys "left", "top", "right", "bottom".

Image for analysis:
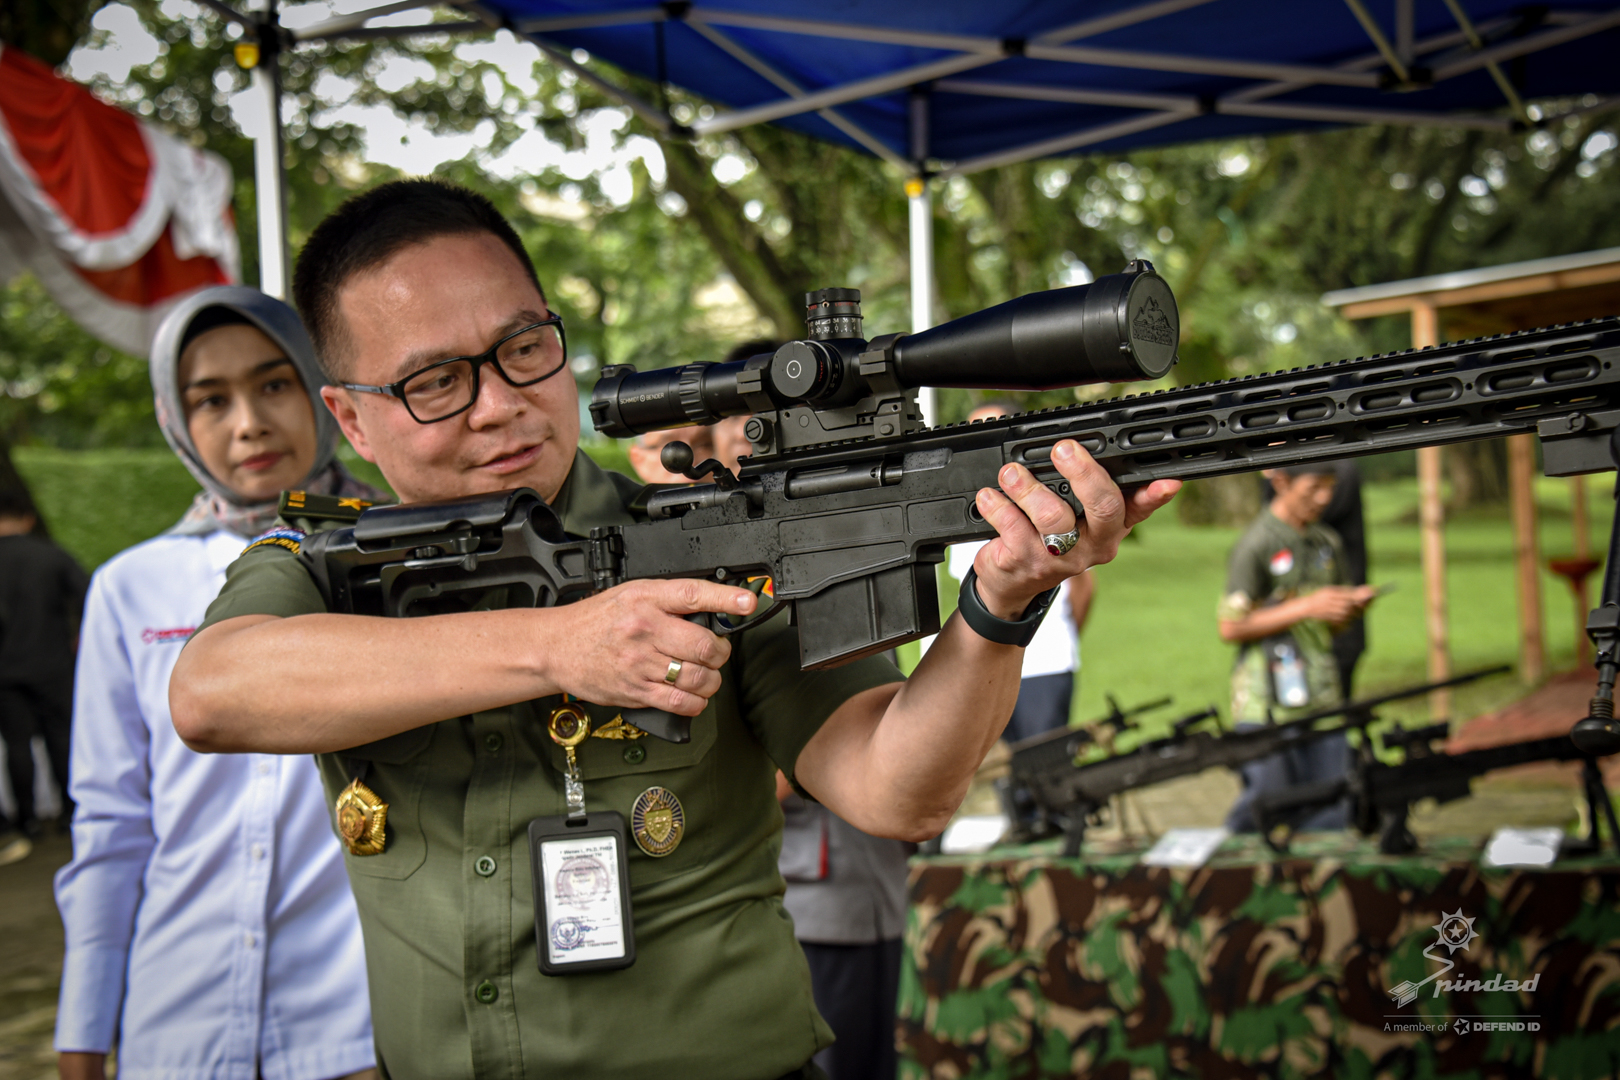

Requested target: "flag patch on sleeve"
[{"left": 243, "top": 527, "right": 306, "bottom": 555}]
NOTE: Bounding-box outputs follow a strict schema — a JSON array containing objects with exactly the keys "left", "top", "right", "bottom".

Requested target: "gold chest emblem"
[
  {"left": 335, "top": 778, "right": 388, "bottom": 856},
  {"left": 630, "top": 786, "right": 685, "bottom": 857}
]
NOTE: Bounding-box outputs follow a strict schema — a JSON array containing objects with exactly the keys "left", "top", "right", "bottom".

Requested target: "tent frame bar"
[
  {"left": 205, "top": 0, "right": 1620, "bottom": 339},
  {"left": 683, "top": 17, "right": 905, "bottom": 166}
]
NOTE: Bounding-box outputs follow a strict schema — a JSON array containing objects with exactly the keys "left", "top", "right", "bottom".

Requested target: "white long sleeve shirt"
[{"left": 54, "top": 530, "right": 375, "bottom": 1080}]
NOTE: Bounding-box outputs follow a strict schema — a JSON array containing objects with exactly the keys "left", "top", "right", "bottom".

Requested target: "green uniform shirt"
[
  {"left": 197, "top": 452, "right": 903, "bottom": 1080},
  {"left": 1216, "top": 508, "right": 1349, "bottom": 722}
]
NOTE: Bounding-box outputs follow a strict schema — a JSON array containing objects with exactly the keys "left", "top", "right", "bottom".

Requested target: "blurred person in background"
[
  {"left": 947, "top": 402, "right": 1095, "bottom": 744},
  {"left": 1219, "top": 462, "right": 1377, "bottom": 834},
  {"left": 0, "top": 481, "right": 87, "bottom": 865},
  {"left": 1262, "top": 460, "right": 1368, "bottom": 696},
  {"left": 627, "top": 424, "right": 714, "bottom": 483},
  {"left": 53, "top": 287, "right": 383, "bottom": 1080}
]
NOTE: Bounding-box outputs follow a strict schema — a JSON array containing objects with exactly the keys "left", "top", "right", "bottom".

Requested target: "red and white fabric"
[{"left": 0, "top": 45, "right": 239, "bottom": 357}]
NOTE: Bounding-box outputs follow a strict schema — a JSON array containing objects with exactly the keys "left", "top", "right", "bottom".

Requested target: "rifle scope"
[{"left": 589, "top": 260, "right": 1177, "bottom": 439}]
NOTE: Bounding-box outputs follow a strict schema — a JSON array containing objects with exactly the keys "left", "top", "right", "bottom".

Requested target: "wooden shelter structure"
[{"left": 1323, "top": 247, "right": 1620, "bottom": 717}]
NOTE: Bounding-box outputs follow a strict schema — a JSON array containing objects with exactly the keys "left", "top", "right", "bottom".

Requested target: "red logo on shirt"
[
  {"left": 1269, "top": 549, "right": 1295, "bottom": 576},
  {"left": 141, "top": 626, "right": 196, "bottom": 645}
]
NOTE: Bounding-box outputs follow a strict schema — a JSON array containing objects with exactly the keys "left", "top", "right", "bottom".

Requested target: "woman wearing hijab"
[{"left": 53, "top": 287, "right": 383, "bottom": 1080}]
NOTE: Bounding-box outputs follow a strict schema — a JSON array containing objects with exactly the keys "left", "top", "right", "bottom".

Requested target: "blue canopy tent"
[{"left": 208, "top": 0, "right": 1620, "bottom": 371}]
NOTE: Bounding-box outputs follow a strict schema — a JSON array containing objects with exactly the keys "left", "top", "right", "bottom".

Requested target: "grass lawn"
[
  {"left": 1060, "top": 471, "right": 1610, "bottom": 739},
  {"left": 15, "top": 443, "right": 1606, "bottom": 736}
]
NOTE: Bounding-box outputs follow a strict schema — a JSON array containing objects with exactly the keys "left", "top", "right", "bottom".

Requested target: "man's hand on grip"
[
  {"left": 972, "top": 439, "right": 1179, "bottom": 621},
  {"left": 546, "top": 579, "right": 756, "bottom": 715}
]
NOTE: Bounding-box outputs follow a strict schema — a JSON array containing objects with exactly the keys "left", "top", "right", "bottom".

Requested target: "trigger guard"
[
  {"left": 709, "top": 576, "right": 787, "bottom": 636},
  {"left": 712, "top": 597, "right": 788, "bottom": 636}
]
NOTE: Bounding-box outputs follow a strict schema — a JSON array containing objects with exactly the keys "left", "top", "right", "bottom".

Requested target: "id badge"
[{"left": 528, "top": 812, "right": 636, "bottom": 975}]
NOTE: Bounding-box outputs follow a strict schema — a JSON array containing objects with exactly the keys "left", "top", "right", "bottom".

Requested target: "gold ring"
[{"left": 664, "top": 660, "right": 683, "bottom": 685}]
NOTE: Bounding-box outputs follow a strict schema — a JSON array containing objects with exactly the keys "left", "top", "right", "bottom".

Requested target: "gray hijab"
[{"left": 149, "top": 285, "right": 384, "bottom": 537}]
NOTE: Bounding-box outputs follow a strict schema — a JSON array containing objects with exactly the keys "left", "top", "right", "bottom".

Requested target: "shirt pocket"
[
  {"left": 332, "top": 722, "right": 438, "bottom": 881},
  {"left": 539, "top": 699, "right": 723, "bottom": 888}
]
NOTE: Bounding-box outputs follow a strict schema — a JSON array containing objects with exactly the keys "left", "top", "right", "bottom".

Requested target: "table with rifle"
[{"left": 900, "top": 673, "right": 1620, "bottom": 1079}]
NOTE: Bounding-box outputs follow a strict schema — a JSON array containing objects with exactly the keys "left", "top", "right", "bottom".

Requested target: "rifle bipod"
[{"left": 1571, "top": 427, "right": 1620, "bottom": 857}]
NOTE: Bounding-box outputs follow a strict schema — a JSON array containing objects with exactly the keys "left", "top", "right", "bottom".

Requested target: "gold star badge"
[
  {"left": 335, "top": 778, "right": 388, "bottom": 856},
  {"left": 337, "top": 496, "right": 372, "bottom": 511}
]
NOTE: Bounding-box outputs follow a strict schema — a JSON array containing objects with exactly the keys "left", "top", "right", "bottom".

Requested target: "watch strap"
[{"left": 957, "top": 568, "right": 1060, "bottom": 647}]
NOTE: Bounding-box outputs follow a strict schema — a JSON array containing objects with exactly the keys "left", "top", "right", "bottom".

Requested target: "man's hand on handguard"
[
  {"left": 791, "top": 440, "right": 1177, "bottom": 842},
  {"left": 551, "top": 579, "right": 756, "bottom": 717},
  {"left": 971, "top": 439, "right": 1180, "bottom": 618}
]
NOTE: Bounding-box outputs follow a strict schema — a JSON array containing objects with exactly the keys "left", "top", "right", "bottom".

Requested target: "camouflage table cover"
[{"left": 900, "top": 834, "right": 1620, "bottom": 1079}]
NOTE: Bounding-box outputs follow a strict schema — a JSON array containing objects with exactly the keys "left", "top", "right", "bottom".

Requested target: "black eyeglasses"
[{"left": 341, "top": 315, "right": 568, "bottom": 424}]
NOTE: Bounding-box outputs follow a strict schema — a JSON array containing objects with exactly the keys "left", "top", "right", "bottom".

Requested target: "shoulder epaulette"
[{"left": 279, "top": 489, "right": 376, "bottom": 523}]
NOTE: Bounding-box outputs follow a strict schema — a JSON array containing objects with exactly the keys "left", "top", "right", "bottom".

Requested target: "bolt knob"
[{"left": 660, "top": 440, "right": 694, "bottom": 476}]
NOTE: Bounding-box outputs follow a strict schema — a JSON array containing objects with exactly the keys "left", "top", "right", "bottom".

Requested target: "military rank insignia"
[
  {"left": 630, "top": 786, "right": 685, "bottom": 857},
  {"left": 335, "top": 777, "right": 388, "bottom": 856}
]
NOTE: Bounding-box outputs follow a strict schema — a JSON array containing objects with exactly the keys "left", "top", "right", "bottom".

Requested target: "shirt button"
[
  {"left": 256, "top": 760, "right": 272, "bottom": 777},
  {"left": 623, "top": 744, "right": 646, "bottom": 765},
  {"left": 243, "top": 932, "right": 255, "bottom": 948},
  {"left": 475, "top": 980, "right": 499, "bottom": 1004},
  {"left": 475, "top": 855, "right": 497, "bottom": 877},
  {"left": 484, "top": 732, "right": 504, "bottom": 753},
  {"left": 251, "top": 844, "right": 265, "bottom": 861}
]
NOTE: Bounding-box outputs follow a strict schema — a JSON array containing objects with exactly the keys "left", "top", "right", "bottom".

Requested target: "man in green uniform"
[
  {"left": 1218, "top": 463, "right": 1378, "bottom": 832},
  {"left": 169, "top": 180, "right": 1180, "bottom": 1080}
]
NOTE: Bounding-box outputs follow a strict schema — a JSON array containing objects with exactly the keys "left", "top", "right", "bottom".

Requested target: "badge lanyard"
[{"left": 529, "top": 703, "right": 637, "bottom": 975}]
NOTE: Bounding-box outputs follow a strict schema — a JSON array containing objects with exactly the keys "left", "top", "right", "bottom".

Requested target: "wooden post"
[
  {"left": 1412, "top": 303, "right": 1452, "bottom": 719},
  {"left": 1508, "top": 433, "right": 1545, "bottom": 683}
]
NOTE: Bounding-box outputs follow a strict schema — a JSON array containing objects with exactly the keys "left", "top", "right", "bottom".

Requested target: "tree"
[{"left": 2, "top": 0, "right": 1618, "bottom": 522}]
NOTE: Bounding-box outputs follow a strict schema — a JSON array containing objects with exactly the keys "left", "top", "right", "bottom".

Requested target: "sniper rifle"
[
  {"left": 300, "top": 259, "right": 1620, "bottom": 744},
  {"left": 1002, "top": 667, "right": 1507, "bottom": 854},
  {"left": 1253, "top": 725, "right": 1620, "bottom": 857}
]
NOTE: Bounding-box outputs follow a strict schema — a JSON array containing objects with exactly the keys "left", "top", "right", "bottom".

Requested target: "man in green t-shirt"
[
  {"left": 169, "top": 180, "right": 1180, "bottom": 1080},
  {"left": 1218, "top": 463, "right": 1378, "bottom": 832}
]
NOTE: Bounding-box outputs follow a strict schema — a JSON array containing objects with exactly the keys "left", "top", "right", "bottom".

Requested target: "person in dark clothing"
[{"left": 0, "top": 485, "right": 88, "bottom": 844}]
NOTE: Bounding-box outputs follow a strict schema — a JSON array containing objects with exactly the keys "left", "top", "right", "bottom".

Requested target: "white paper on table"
[
  {"left": 939, "top": 814, "right": 1011, "bottom": 855},
  {"left": 1482, "top": 826, "right": 1563, "bottom": 867},
  {"left": 1141, "top": 827, "right": 1231, "bottom": 868}
]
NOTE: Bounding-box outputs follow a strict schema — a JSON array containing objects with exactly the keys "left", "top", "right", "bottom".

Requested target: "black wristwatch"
[{"left": 956, "top": 568, "right": 1060, "bottom": 647}]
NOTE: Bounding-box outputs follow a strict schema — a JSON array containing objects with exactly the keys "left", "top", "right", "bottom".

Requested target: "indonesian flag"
[{"left": 0, "top": 45, "right": 239, "bottom": 357}]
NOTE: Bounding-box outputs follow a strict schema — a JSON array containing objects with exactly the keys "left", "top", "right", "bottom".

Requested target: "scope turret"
[{"left": 588, "top": 260, "right": 1178, "bottom": 451}]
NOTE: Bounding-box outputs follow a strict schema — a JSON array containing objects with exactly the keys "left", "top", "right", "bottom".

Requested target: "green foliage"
[
  {"left": 0, "top": 275, "right": 162, "bottom": 447},
  {"left": 5, "top": 0, "right": 1620, "bottom": 475},
  {"left": 0, "top": 0, "right": 107, "bottom": 65}
]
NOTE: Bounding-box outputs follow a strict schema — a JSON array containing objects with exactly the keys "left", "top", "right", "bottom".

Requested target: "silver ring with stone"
[
  {"left": 664, "top": 660, "right": 683, "bottom": 685},
  {"left": 1043, "top": 529, "right": 1080, "bottom": 557}
]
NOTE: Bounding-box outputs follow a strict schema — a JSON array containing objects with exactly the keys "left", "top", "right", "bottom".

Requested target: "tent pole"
[
  {"left": 253, "top": 0, "right": 289, "bottom": 299},
  {"left": 908, "top": 87, "right": 935, "bottom": 427}
]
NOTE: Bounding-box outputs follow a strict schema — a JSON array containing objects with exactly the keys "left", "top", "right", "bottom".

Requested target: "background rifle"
[
  {"left": 1003, "top": 668, "right": 1506, "bottom": 855},
  {"left": 303, "top": 259, "right": 1620, "bottom": 742},
  {"left": 1254, "top": 726, "right": 1620, "bottom": 857}
]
